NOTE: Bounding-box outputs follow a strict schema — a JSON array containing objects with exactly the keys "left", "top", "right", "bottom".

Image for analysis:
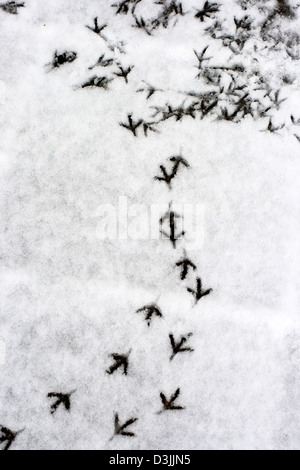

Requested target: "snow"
[{"left": 0, "top": 0, "right": 299, "bottom": 450}]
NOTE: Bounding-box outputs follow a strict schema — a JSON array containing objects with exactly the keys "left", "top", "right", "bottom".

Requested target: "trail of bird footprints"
[
  {"left": 0, "top": 0, "right": 299, "bottom": 450},
  {"left": 41, "top": 0, "right": 300, "bottom": 142},
  {"left": 0, "top": 157, "right": 211, "bottom": 448}
]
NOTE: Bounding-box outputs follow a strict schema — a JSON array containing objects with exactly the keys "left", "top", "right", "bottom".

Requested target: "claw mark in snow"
[
  {"left": 111, "top": 413, "right": 138, "bottom": 439},
  {"left": 137, "top": 303, "right": 163, "bottom": 326},
  {"left": 47, "top": 391, "right": 76, "bottom": 415},
  {"left": 159, "top": 388, "right": 185, "bottom": 412},
  {"left": 0, "top": 426, "right": 24, "bottom": 450},
  {"left": 160, "top": 203, "right": 185, "bottom": 248},
  {"left": 176, "top": 255, "right": 197, "bottom": 280},
  {"left": 187, "top": 277, "right": 213, "bottom": 304},
  {"left": 107, "top": 351, "right": 130, "bottom": 375},
  {"left": 169, "top": 334, "right": 194, "bottom": 361}
]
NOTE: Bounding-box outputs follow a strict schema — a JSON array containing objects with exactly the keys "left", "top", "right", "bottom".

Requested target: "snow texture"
[{"left": 0, "top": 0, "right": 300, "bottom": 450}]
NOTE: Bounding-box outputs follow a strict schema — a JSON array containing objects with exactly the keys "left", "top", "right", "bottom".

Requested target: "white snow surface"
[{"left": 0, "top": 0, "right": 300, "bottom": 450}]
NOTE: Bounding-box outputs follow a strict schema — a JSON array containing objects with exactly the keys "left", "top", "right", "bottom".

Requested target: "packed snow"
[{"left": 0, "top": 0, "right": 299, "bottom": 450}]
